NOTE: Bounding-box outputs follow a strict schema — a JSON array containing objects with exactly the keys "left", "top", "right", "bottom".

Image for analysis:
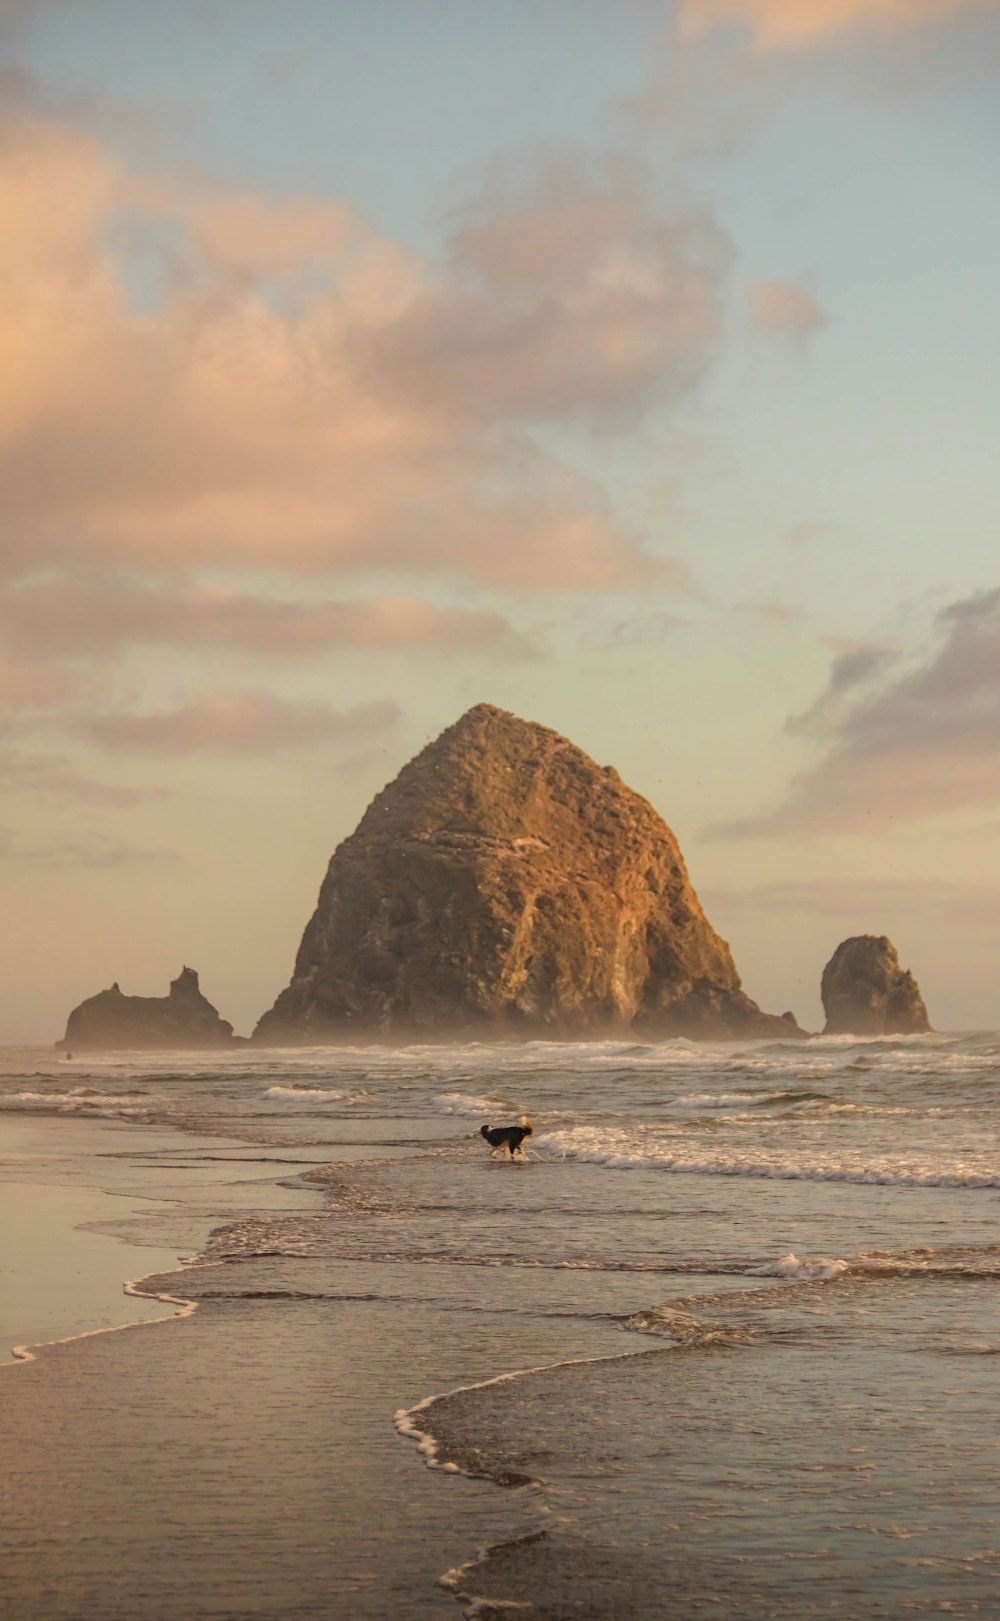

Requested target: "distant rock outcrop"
[
  {"left": 254, "top": 704, "right": 804, "bottom": 1044},
  {"left": 58, "top": 967, "right": 237, "bottom": 1050},
  {"left": 821, "top": 936, "right": 931, "bottom": 1036}
]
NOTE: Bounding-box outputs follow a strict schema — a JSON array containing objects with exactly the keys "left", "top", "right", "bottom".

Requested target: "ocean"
[{"left": 1, "top": 1031, "right": 999, "bottom": 1619}]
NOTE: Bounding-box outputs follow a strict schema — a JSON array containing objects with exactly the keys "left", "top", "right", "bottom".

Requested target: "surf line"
[
  {"left": 439, "top": 1532, "right": 541, "bottom": 1617},
  {"left": 394, "top": 1342, "right": 678, "bottom": 1481},
  {"left": 395, "top": 1343, "right": 685, "bottom": 1619},
  {"left": 5, "top": 1256, "right": 223, "bottom": 1368}
]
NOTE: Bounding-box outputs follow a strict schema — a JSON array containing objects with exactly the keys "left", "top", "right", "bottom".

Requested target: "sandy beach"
[
  {"left": 0, "top": 1117, "right": 186, "bottom": 1358},
  {"left": 0, "top": 1104, "right": 563, "bottom": 1620},
  {"left": 0, "top": 1113, "right": 326, "bottom": 1360},
  {"left": 2, "top": 1039, "right": 1000, "bottom": 1619}
]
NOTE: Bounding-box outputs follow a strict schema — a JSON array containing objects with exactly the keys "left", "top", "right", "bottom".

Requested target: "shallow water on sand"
[{"left": 2, "top": 1033, "right": 999, "bottom": 1617}]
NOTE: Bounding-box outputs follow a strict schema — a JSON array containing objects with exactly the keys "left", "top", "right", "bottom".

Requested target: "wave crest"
[{"left": 746, "top": 1253, "right": 849, "bottom": 1282}]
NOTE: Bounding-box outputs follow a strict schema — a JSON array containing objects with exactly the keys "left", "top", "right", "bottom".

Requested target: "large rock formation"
[
  {"left": 58, "top": 967, "right": 237, "bottom": 1050},
  {"left": 821, "top": 936, "right": 931, "bottom": 1036},
  {"left": 254, "top": 704, "right": 802, "bottom": 1044}
]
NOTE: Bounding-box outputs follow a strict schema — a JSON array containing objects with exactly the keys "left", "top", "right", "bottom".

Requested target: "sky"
[{"left": 2, "top": 0, "right": 999, "bottom": 1042}]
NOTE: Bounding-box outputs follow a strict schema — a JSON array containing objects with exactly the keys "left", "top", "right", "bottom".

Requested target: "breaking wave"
[
  {"left": 746, "top": 1253, "right": 850, "bottom": 1281},
  {"left": 432, "top": 1092, "right": 513, "bottom": 1117},
  {"left": 664, "top": 1089, "right": 820, "bottom": 1112},
  {"left": 0, "top": 1089, "right": 140, "bottom": 1115},
  {"left": 534, "top": 1126, "right": 1000, "bottom": 1188},
  {"left": 263, "top": 1085, "right": 354, "bottom": 1103}
]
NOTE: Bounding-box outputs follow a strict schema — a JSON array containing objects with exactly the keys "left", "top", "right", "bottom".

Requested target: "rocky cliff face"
[
  {"left": 821, "top": 936, "right": 931, "bottom": 1036},
  {"left": 58, "top": 967, "right": 237, "bottom": 1050},
  {"left": 255, "top": 704, "right": 802, "bottom": 1044}
]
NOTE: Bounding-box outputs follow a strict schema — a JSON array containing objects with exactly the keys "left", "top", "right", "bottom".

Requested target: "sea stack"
[
  {"left": 821, "top": 936, "right": 931, "bottom": 1036},
  {"left": 58, "top": 966, "right": 237, "bottom": 1050},
  {"left": 254, "top": 704, "right": 802, "bottom": 1044}
]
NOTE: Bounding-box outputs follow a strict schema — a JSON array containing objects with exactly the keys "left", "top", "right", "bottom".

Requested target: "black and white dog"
[{"left": 480, "top": 1116, "right": 533, "bottom": 1160}]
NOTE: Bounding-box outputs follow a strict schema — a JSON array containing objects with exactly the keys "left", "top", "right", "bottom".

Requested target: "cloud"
[
  {"left": 678, "top": 0, "right": 1000, "bottom": 47},
  {"left": 704, "top": 875, "right": 1000, "bottom": 920},
  {"left": 76, "top": 694, "right": 399, "bottom": 755},
  {"left": 0, "top": 574, "right": 535, "bottom": 660},
  {"left": 602, "top": 609, "right": 689, "bottom": 647},
  {"left": 735, "top": 598, "right": 800, "bottom": 621},
  {"left": 713, "top": 589, "right": 1000, "bottom": 835},
  {"left": 0, "top": 751, "right": 171, "bottom": 804},
  {"left": 747, "top": 279, "right": 829, "bottom": 343},
  {"left": 133, "top": 176, "right": 364, "bottom": 278},
  {"left": 0, "top": 116, "right": 720, "bottom": 592},
  {"left": 368, "top": 158, "right": 727, "bottom": 427},
  {"left": 0, "top": 651, "right": 75, "bottom": 707},
  {"left": 0, "top": 825, "right": 178, "bottom": 868},
  {"left": 786, "top": 642, "right": 894, "bottom": 735},
  {"left": 785, "top": 520, "right": 834, "bottom": 547}
]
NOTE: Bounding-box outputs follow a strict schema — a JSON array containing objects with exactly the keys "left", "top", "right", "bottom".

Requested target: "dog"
[{"left": 480, "top": 1116, "right": 533, "bottom": 1160}]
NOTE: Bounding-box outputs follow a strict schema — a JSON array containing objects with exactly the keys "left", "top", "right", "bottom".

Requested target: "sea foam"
[
  {"left": 263, "top": 1085, "right": 352, "bottom": 1102},
  {"left": 534, "top": 1126, "right": 1000, "bottom": 1189},
  {"left": 432, "top": 1092, "right": 512, "bottom": 1116},
  {"left": 664, "top": 1089, "right": 811, "bottom": 1112},
  {"left": 746, "top": 1254, "right": 849, "bottom": 1281},
  {"left": 0, "top": 1090, "right": 139, "bottom": 1115}
]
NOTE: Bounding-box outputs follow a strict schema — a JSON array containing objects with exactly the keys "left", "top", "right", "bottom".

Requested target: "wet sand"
[
  {"left": 0, "top": 1295, "right": 550, "bottom": 1620},
  {"left": 0, "top": 1117, "right": 191, "bottom": 1358},
  {"left": 0, "top": 1114, "right": 335, "bottom": 1359},
  {"left": 4, "top": 1054, "right": 999, "bottom": 1619},
  {"left": 0, "top": 1114, "right": 631, "bottom": 1619}
]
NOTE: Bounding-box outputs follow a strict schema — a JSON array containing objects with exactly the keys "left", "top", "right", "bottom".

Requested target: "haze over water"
[{"left": 2, "top": 1031, "right": 999, "bottom": 1617}]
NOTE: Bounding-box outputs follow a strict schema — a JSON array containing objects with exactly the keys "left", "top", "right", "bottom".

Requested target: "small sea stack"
[
  {"left": 254, "top": 703, "right": 804, "bottom": 1044},
  {"left": 821, "top": 935, "right": 931, "bottom": 1036},
  {"left": 57, "top": 966, "right": 238, "bottom": 1051}
]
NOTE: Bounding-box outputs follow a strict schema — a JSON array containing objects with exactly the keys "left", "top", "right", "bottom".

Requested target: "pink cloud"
[
  {"left": 735, "top": 598, "right": 800, "bottom": 621},
  {"left": 678, "top": 0, "right": 999, "bottom": 46},
  {"left": 130, "top": 178, "right": 365, "bottom": 278},
  {"left": 77, "top": 694, "right": 399, "bottom": 755},
  {"left": 0, "top": 117, "right": 716, "bottom": 592},
  {"left": 0, "top": 750, "right": 171, "bottom": 804},
  {"left": 0, "top": 575, "right": 535, "bottom": 659},
  {"left": 367, "top": 161, "right": 726, "bottom": 426},
  {"left": 747, "top": 279, "right": 829, "bottom": 343},
  {"left": 0, "top": 824, "right": 178, "bottom": 868},
  {"left": 785, "top": 520, "right": 834, "bottom": 546},
  {"left": 0, "top": 651, "right": 75, "bottom": 707}
]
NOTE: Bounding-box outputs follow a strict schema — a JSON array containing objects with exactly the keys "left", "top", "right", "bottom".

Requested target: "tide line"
[{"left": 6, "top": 1257, "right": 224, "bottom": 1367}]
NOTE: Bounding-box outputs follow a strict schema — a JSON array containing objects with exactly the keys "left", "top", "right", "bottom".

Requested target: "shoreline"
[
  {"left": 4, "top": 1039, "right": 995, "bottom": 1617},
  {"left": 0, "top": 1116, "right": 197, "bottom": 1363},
  {"left": 0, "top": 1106, "right": 557, "bottom": 1620},
  {"left": 11, "top": 1271, "right": 201, "bottom": 1366},
  {"left": 0, "top": 1087, "right": 719, "bottom": 1618},
  {"left": 0, "top": 1112, "right": 325, "bottom": 1365},
  {"left": 0, "top": 1103, "right": 570, "bottom": 1616}
]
